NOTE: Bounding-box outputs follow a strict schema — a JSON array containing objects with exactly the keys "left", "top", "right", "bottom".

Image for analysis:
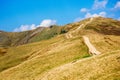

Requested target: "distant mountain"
[
  {"left": 0, "top": 17, "right": 120, "bottom": 80},
  {"left": 1, "top": 17, "right": 120, "bottom": 47},
  {"left": 0, "top": 25, "right": 67, "bottom": 47}
]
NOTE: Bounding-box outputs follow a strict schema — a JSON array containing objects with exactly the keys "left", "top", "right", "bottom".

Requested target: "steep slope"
[
  {"left": 0, "top": 31, "right": 11, "bottom": 47},
  {"left": 0, "top": 25, "right": 67, "bottom": 47},
  {"left": 0, "top": 34, "right": 89, "bottom": 76},
  {"left": 0, "top": 17, "right": 120, "bottom": 80},
  {"left": 65, "top": 17, "right": 120, "bottom": 35},
  {"left": 0, "top": 31, "right": 120, "bottom": 80},
  {"left": 84, "top": 17, "right": 120, "bottom": 35}
]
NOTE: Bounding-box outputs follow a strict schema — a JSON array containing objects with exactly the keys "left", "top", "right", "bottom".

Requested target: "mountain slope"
[
  {"left": 0, "top": 17, "right": 120, "bottom": 80},
  {"left": 0, "top": 25, "right": 67, "bottom": 47},
  {"left": 39, "top": 51, "right": 120, "bottom": 80}
]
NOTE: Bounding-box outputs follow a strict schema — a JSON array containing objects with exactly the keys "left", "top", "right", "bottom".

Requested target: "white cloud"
[
  {"left": 13, "top": 19, "right": 57, "bottom": 32},
  {"left": 99, "top": 12, "right": 106, "bottom": 17},
  {"left": 80, "top": 8, "right": 89, "bottom": 12},
  {"left": 85, "top": 13, "right": 100, "bottom": 18},
  {"left": 85, "top": 12, "right": 107, "bottom": 18},
  {"left": 30, "top": 24, "right": 36, "bottom": 30},
  {"left": 13, "top": 24, "right": 37, "bottom": 32},
  {"left": 39, "top": 19, "right": 56, "bottom": 27},
  {"left": 114, "top": 1, "right": 120, "bottom": 9},
  {"left": 19, "top": 25, "right": 29, "bottom": 31},
  {"left": 74, "top": 11, "right": 107, "bottom": 22},
  {"left": 93, "top": 0, "right": 108, "bottom": 9}
]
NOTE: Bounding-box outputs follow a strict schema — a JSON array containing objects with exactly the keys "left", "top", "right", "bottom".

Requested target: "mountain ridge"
[
  {"left": 0, "top": 17, "right": 120, "bottom": 80},
  {"left": 0, "top": 17, "right": 120, "bottom": 47}
]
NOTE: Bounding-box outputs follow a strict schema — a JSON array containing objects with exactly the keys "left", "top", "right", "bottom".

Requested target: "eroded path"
[
  {"left": 83, "top": 36, "right": 101, "bottom": 55},
  {"left": 65, "top": 17, "right": 94, "bottom": 39}
]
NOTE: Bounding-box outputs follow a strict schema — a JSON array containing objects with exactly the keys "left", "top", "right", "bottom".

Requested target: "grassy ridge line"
[
  {"left": 0, "top": 26, "right": 67, "bottom": 46},
  {"left": 0, "top": 17, "right": 120, "bottom": 47}
]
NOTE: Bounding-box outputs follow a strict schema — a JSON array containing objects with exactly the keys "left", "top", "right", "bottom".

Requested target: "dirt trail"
[
  {"left": 76, "top": 24, "right": 84, "bottom": 31},
  {"left": 65, "top": 17, "right": 94, "bottom": 39},
  {"left": 65, "top": 34, "right": 69, "bottom": 39},
  {"left": 83, "top": 36, "right": 101, "bottom": 55},
  {"left": 65, "top": 33, "right": 73, "bottom": 39},
  {"left": 65, "top": 17, "right": 101, "bottom": 55}
]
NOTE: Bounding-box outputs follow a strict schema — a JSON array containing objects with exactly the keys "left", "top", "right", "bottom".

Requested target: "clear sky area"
[{"left": 0, "top": 0, "right": 120, "bottom": 32}]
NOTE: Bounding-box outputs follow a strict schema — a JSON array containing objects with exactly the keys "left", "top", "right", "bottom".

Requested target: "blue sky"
[{"left": 0, "top": 0, "right": 120, "bottom": 32}]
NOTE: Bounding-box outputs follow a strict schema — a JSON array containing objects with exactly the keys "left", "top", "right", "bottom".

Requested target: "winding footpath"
[
  {"left": 66, "top": 17, "right": 94, "bottom": 39},
  {"left": 65, "top": 17, "right": 101, "bottom": 55},
  {"left": 83, "top": 36, "right": 101, "bottom": 55}
]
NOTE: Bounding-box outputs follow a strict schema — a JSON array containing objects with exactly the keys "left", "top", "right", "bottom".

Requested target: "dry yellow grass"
[
  {"left": 0, "top": 31, "right": 119, "bottom": 80},
  {"left": 0, "top": 34, "right": 89, "bottom": 80},
  {"left": 38, "top": 51, "right": 120, "bottom": 80},
  {"left": 0, "top": 17, "right": 120, "bottom": 80}
]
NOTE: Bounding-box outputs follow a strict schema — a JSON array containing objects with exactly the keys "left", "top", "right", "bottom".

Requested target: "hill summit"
[{"left": 0, "top": 17, "right": 120, "bottom": 80}]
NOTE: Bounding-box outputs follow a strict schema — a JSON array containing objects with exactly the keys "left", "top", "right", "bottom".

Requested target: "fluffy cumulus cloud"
[
  {"left": 75, "top": 0, "right": 108, "bottom": 22},
  {"left": 30, "top": 24, "right": 36, "bottom": 30},
  {"left": 74, "top": 12, "right": 106, "bottom": 22},
  {"left": 93, "top": 0, "right": 108, "bottom": 9},
  {"left": 13, "top": 19, "right": 56, "bottom": 32},
  {"left": 114, "top": 1, "right": 120, "bottom": 9},
  {"left": 99, "top": 11, "right": 107, "bottom": 17},
  {"left": 39, "top": 19, "right": 56, "bottom": 27},
  {"left": 80, "top": 8, "right": 89, "bottom": 12},
  {"left": 13, "top": 24, "right": 36, "bottom": 32},
  {"left": 85, "top": 12, "right": 107, "bottom": 18}
]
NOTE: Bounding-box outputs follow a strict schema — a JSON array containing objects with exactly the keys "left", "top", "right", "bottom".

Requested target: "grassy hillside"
[
  {"left": 0, "top": 26, "right": 67, "bottom": 46},
  {"left": 65, "top": 17, "right": 120, "bottom": 35},
  {"left": 0, "top": 32, "right": 120, "bottom": 80},
  {"left": 0, "top": 34, "right": 89, "bottom": 72},
  {"left": 84, "top": 17, "right": 120, "bottom": 35},
  {"left": 38, "top": 50, "right": 120, "bottom": 80},
  {"left": 0, "top": 32, "right": 11, "bottom": 47},
  {"left": 0, "top": 17, "right": 120, "bottom": 80},
  {"left": 28, "top": 25, "right": 67, "bottom": 43}
]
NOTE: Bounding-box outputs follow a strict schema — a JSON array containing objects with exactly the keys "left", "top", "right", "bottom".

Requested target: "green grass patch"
[{"left": 82, "top": 54, "right": 91, "bottom": 58}]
